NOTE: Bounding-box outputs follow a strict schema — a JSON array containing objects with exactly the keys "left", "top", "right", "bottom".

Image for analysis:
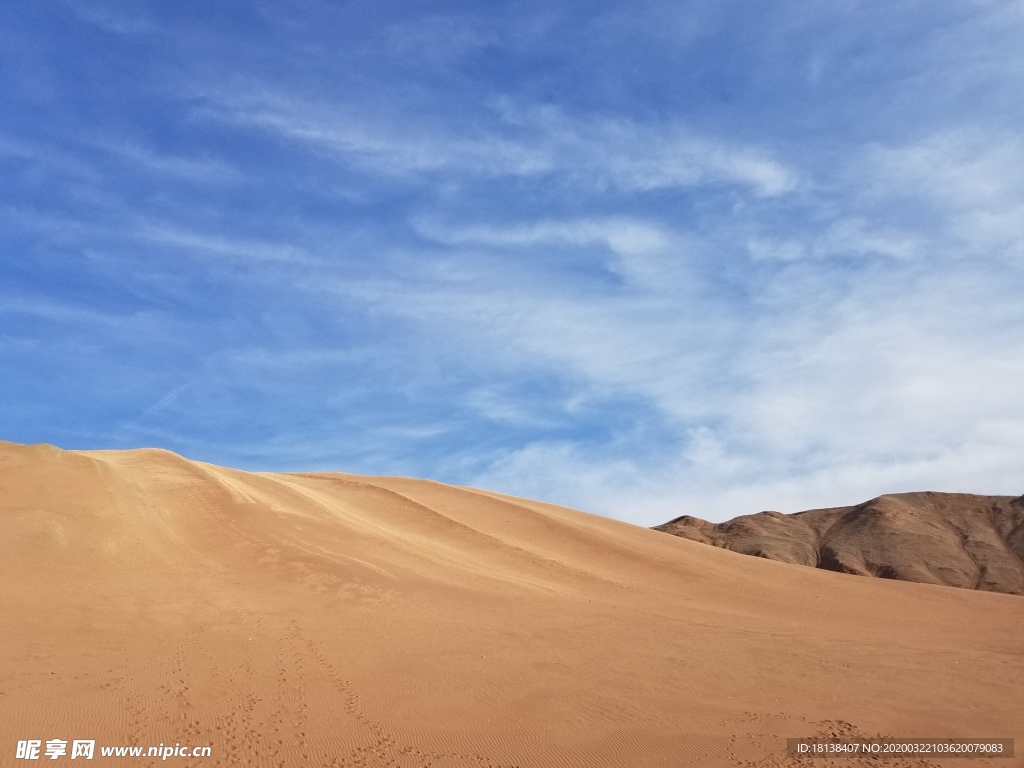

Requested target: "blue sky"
[{"left": 2, "top": 0, "right": 1023, "bottom": 524}]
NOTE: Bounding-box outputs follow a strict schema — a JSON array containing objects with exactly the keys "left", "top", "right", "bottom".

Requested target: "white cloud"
[
  {"left": 95, "top": 141, "right": 243, "bottom": 184},
  {"left": 464, "top": 387, "right": 558, "bottom": 428},
  {"left": 867, "top": 130, "right": 1024, "bottom": 261},
  {"left": 201, "top": 93, "right": 555, "bottom": 178},
  {"left": 414, "top": 216, "right": 670, "bottom": 256},
  {"left": 412, "top": 215, "right": 684, "bottom": 289},
  {"left": 200, "top": 93, "right": 797, "bottom": 197},
  {"left": 64, "top": 3, "right": 156, "bottom": 35},
  {"left": 749, "top": 218, "right": 922, "bottom": 263},
  {"left": 137, "top": 224, "right": 315, "bottom": 265},
  {"left": 0, "top": 135, "right": 101, "bottom": 183},
  {"left": 0, "top": 295, "right": 161, "bottom": 329}
]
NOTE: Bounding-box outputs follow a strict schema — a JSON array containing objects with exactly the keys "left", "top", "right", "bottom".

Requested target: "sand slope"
[
  {"left": 2, "top": 441, "right": 1022, "bottom": 767},
  {"left": 656, "top": 492, "right": 1024, "bottom": 595}
]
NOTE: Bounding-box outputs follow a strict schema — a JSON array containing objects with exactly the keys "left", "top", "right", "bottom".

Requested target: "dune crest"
[{"left": 2, "top": 441, "right": 1022, "bottom": 767}]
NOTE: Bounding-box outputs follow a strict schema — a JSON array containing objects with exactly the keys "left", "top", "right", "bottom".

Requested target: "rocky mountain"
[{"left": 655, "top": 492, "right": 1024, "bottom": 594}]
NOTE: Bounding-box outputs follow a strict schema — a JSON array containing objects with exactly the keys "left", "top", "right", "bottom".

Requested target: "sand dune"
[
  {"left": 2, "top": 441, "right": 1022, "bottom": 767},
  {"left": 656, "top": 492, "right": 1024, "bottom": 595}
]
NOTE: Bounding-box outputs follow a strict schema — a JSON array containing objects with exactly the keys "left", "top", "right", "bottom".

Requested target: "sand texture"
[
  {"left": 2, "top": 441, "right": 1023, "bottom": 767},
  {"left": 656, "top": 492, "right": 1024, "bottom": 595}
]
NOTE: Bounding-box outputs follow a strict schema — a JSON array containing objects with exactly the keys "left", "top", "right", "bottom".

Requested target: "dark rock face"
[{"left": 655, "top": 492, "right": 1024, "bottom": 595}]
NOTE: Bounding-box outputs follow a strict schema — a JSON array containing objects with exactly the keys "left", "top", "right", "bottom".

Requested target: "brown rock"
[{"left": 655, "top": 492, "right": 1024, "bottom": 594}]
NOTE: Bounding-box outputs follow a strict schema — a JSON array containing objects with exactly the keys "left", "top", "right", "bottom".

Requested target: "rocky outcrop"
[{"left": 656, "top": 492, "right": 1024, "bottom": 594}]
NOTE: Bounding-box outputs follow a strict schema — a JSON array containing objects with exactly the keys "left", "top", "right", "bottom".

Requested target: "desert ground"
[{"left": 2, "top": 440, "right": 1022, "bottom": 767}]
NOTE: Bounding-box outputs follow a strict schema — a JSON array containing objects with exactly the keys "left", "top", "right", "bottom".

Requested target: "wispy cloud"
[
  {"left": 748, "top": 218, "right": 922, "bottom": 263},
  {"left": 465, "top": 390, "right": 542, "bottom": 428},
  {"left": 199, "top": 93, "right": 797, "bottom": 197},
  {"left": 93, "top": 140, "right": 243, "bottom": 184},
  {"left": 136, "top": 224, "right": 316, "bottom": 266},
  {"left": 867, "top": 130, "right": 1024, "bottom": 261},
  {"left": 0, "top": 294, "right": 163, "bottom": 329},
  {"left": 62, "top": 2, "right": 157, "bottom": 36},
  {"left": 414, "top": 216, "right": 670, "bottom": 256}
]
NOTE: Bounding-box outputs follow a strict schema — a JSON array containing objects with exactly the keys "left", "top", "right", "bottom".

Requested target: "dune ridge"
[
  {"left": 2, "top": 441, "right": 1023, "bottom": 767},
  {"left": 655, "top": 492, "right": 1024, "bottom": 595}
]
